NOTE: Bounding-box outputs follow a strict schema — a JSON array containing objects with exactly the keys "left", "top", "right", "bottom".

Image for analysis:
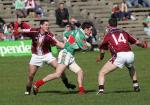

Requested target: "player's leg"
[
  {"left": 33, "top": 64, "right": 67, "bottom": 95},
  {"left": 50, "top": 59, "right": 76, "bottom": 90},
  {"left": 125, "top": 51, "right": 140, "bottom": 92},
  {"left": 46, "top": 52, "right": 76, "bottom": 89},
  {"left": 25, "top": 64, "right": 38, "bottom": 95},
  {"left": 127, "top": 66, "right": 140, "bottom": 92},
  {"left": 25, "top": 54, "right": 43, "bottom": 95},
  {"left": 97, "top": 61, "right": 118, "bottom": 94},
  {"left": 69, "top": 62, "right": 85, "bottom": 94}
]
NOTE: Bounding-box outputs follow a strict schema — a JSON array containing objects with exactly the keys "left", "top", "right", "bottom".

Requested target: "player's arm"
[
  {"left": 96, "top": 35, "right": 108, "bottom": 62},
  {"left": 51, "top": 35, "right": 64, "bottom": 49},
  {"left": 127, "top": 33, "right": 148, "bottom": 48},
  {"left": 55, "top": 39, "right": 65, "bottom": 49},
  {"left": 76, "top": 36, "right": 91, "bottom": 51},
  {"left": 18, "top": 28, "right": 37, "bottom": 37},
  {"left": 135, "top": 39, "right": 148, "bottom": 48},
  {"left": 96, "top": 49, "right": 105, "bottom": 62}
]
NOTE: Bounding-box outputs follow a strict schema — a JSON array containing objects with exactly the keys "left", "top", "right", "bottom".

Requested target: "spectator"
[
  {"left": 55, "top": 3, "right": 69, "bottom": 27},
  {"left": 34, "top": 1, "right": 44, "bottom": 18},
  {"left": 63, "top": 24, "right": 72, "bottom": 43},
  {"left": 14, "top": 0, "right": 26, "bottom": 18},
  {"left": 86, "top": 21, "right": 98, "bottom": 51},
  {"left": 49, "top": 0, "right": 55, "bottom": 4},
  {"left": 3, "top": 23, "right": 15, "bottom": 41},
  {"left": 13, "top": 16, "right": 30, "bottom": 40},
  {"left": 0, "top": 17, "right": 6, "bottom": 40},
  {"left": 111, "top": 2, "right": 135, "bottom": 21},
  {"left": 69, "top": 17, "right": 81, "bottom": 30},
  {"left": 126, "top": 0, "right": 139, "bottom": 7},
  {"left": 24, "top": 0, "right": 36, "bottom": 17},
  {"left": 126, "top": 0, "right": 150, "bottom": 7},
  {"left": 121, "top": 1, "right": 136, "bottom": 20},
  {"left": 143, "top": 14, "right": 150, "bottom": 36},
  {"left": 139, "top": 0, "right": 150, "bottom": 7}
]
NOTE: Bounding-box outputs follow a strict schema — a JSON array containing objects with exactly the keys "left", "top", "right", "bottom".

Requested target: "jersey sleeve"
[
  {"left": 47, "top": 33, "right": 57, "bottom": 46},
  {"left": 21, "top": 28, "right": 38, "bottom": 37},
  {"left": 77, "top": 38, "right": 89, "bottom": 50},
  {"left": 75, "top": 31, "right": 89, "bottom": 50},
  {"left": 126, "top": 32, "right": 137, "bottom": 44}
]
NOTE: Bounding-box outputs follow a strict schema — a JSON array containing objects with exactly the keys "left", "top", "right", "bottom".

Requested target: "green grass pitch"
[{"left": 0, "top": 48, "right": 150, "bottom": 105}]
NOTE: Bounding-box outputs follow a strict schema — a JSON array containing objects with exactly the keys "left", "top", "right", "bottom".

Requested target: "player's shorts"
[
  {"left": 29, "top": 52, "right": 56, "bottom": 67},
  {"left": 109, "top": 51, "right": 134, "bottom": 68},
  {"left": 58, "top": 49, "right": 81, "bottom": 73}
]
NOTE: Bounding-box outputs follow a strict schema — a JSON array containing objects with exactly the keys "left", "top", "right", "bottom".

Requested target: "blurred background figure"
[
  {"left": 111, "top": 1, "right": 136, "bottom": 21},
  {"left": 85, "top": 21, "right": 98, "bottom": 51},
  {"left": 14, "top": 0, "right": 26, "bottom": 18},
  {"left": 24, "top": 0, "right": 36, "bottom": 18},
  {"left": 143, "top": 13, "right": 150, "bottom": 36},
  {"left": 3, "top": 22, "right": 15, "bottom": 41},
  {"left": 55, "top": 3, "right": 69, "bottom": 27},
  {"left": 13, "top": 16, "right": 30, "bottom": 40},
  {"left": 0, "top": 17, "right": 6, "bottom": 40},
  {"left": 126, "top": 0, "right": 150, "bottom": 7},
  {"left": 69, "top": 17, "right": 81, "bottom": 30},
  {"left": 63, "top": 24, "right": 72, "bottom": 43}
]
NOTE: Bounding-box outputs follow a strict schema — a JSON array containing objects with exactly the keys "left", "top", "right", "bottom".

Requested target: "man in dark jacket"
[{"left": 55, "top": 3, "right": 69, "bottom": 27}]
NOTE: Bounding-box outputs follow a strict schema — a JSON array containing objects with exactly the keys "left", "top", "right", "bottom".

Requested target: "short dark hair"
[
  {"left": 108, "top": 18, "right": 117, "bottom": 27},
  {"left": 59, "top": 2, "right": 64, "bottom": 5},
  {"left": 40, "top": 20, "right": 48, "bottom": 25},
  {"left": 81, "top": 21, "right": 93, "bottom": 30}
]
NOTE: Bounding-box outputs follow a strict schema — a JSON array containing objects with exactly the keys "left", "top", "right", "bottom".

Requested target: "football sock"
[
  {"left": 133, "top": 80, "right": 140, "bottom": 92},
  {"left": 25, "top": 86, "right": 31, "bottom": 95},
  {"left": 62, "top": 78, "right": 69, "bottom": 86},
  {"left": 34, "top": 80, "right": 45, "bottom": 88},
  {"left": 79, "top": 86, "right": 85, "bottom": 93},
  {"left": 133, "top": 80, "right": 139, "bottom": 87},
  {"left": 98, "top": 85, "right": 104, "bottom": 93},
  {"left": 26, "top": 86, "right": 31, "bottom": 93}
]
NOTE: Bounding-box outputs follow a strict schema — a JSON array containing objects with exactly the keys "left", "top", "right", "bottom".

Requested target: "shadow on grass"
[
  {"left": 38, "top": 89, "right": 96, "bottom": 95},
  {"left": 105, "top": 90, "right": 135, "bottom": 94}
]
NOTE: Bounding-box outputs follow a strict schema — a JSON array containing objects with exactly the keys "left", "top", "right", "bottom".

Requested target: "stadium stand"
[{"left": 0, "top": 0, "right": 150, "bottom": 45}]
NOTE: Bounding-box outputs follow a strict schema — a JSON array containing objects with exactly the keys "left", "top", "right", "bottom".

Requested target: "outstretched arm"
[
  {"left": 96, "top": 49, "right": 105, "bottom": 62},
  {"left": 55, "top": 38, "right": 65, "bottom": 48},
  {"left": 135, "top": 39, "right": 148, "bottom": 48},
  {"left": 96, "top": 35, "right": 108, "bottom": 62}
]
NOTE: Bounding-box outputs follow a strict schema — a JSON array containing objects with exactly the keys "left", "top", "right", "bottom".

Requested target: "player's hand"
[
  {"left": 96, "top": 56, "right": 101, "bottom": 62},
  {"left": 86, "top": 42, "right": 92, "bottom": 49},
  {"left": 143, "top": 41, "right": 148, "bottom": 48},
  {"left": 96, "top": 52, "right": 105, "bottom": 62}
]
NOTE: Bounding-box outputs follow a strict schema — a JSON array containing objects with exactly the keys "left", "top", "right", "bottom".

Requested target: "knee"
[
  {"left": 54, "top": 73, "right": 62, "bottom": 78},
  {"left": 77, "top": 69, "right": 84, "bottom": 75},
  {"left": 99, "top": 71, "right": 106, "bottom": 77}
]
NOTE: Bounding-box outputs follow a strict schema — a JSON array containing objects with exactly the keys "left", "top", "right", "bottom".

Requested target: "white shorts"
[
  {"left": 29, "top": 53, "right": 56, "bottom": 67},
  {"left": 58, "top": 49, "right": 81, "bottom": 73},
  {"left": 109, "top": 51, "right": 134, "bottom": 68}
]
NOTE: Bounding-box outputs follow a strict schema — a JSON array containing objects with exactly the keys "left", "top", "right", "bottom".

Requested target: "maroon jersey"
[
  {"left": 99, "top": 28, "right": 137, "bottom": 55},
  {"left": 22, "top": 28, "right": 57, "bottom": 55}
]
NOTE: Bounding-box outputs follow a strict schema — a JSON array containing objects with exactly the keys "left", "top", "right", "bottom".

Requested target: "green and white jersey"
[
  {"left": 63, "top": 31, "right": 70, "bottom": 39},
  {"left": 64, "top": 28, "right": 89, "bottom": 55}
]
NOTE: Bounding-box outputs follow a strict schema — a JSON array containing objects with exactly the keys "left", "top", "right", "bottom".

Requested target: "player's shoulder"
[
  {"left": 47, "top": 32, "right": 55, "bottom": 38},
  {"left": 107, "top": 28, "right": 129, "bottom": 35}
]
